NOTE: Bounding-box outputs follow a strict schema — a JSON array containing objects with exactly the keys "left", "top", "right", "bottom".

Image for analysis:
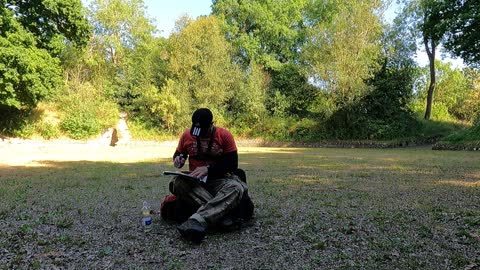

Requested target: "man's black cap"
[{"left": 190, "top": 108, "right": 213, "bottom": 137}]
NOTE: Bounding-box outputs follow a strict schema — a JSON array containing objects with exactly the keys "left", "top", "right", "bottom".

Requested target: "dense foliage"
[
  {"left": 437, "top": 0, "right": 480, "bottom": 67},
  {"left": 1, "top": 0, "right": 90, "bottom": 107},
  {"left": 0, "top": 0, "right": 479, "bottom": 142},
  {"left": 0, "top": 0, "right": 90, "bottom": 135},
  {"left": 0, "top": 8, "right": 62, "bottom": 110},
  {"left": 326, "top": 58, "right": 419, "bottom": 140}
]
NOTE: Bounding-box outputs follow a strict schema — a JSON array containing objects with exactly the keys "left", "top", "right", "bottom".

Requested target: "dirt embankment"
[{"left": 0, "top": 138, "right": 178, "bottom": 166}]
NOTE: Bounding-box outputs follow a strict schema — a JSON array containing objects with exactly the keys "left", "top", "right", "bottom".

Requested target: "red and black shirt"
[{"left": 174, "top": 127, "right": 238, "bottom": 178}]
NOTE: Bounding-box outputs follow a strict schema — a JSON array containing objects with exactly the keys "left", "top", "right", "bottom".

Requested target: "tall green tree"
[
  {"left": 88, "top": 0, "right": 154, "bottom": 66},
  {"left": 398, "top": 0, "right": 449, "bottom": 120},
  {"left": 303, "top": 0, "right": 384, "bottom": 107},
  {"left": 437, "top": 0, "right": 480, "bottom": 67},
  {"left": 212, "top": 0, "right": 308, "bottom": 70},
  {"left": 324, "top": 21, "right": 420, "bottom": 140},
  {"left": 414, "top": 61, "right": 478, "bottom": 122},
  {"left": 1, "top": 0, "right": 90, "bottom": 111},
  {"left": 228, "top": 62, "right": 268, "bottom": 128},
  {"left": 5, "top": 0, "right": 90, "bottom": 55},
  {"left": 326, "top": 58, "right": 419, "bottom": 139},
  {"left": 87, "top": 0, "right": 157, "bottom": 104},
  {"left": 434, "top": 62, "right": 470, "bottom": 120},
  {"left": 213, "top": 0, "right": 322, "bottom": 116},
  {"left": 166, "top": 15, "right": 244, "bottom": 129},
  {"left": 126, "top": 36, "right": 173, "bottom": 129},
  {"left": 461, "top": 68, "right": 480, "bottom": 124}
]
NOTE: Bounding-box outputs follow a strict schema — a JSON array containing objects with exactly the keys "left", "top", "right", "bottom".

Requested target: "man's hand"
[
  {"left": 173, "top": 155, "right": 186, "bottom": 168},
  {"left": 189, "top": 166, "right": 208, "bottom": 178}
]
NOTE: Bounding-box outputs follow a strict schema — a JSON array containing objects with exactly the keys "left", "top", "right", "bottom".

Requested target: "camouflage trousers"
[{"left": 169, "top": 174, "right": 247, "bottom": 227}]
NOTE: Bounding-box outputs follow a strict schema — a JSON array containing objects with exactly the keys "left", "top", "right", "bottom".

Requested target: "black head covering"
[{"left": 190, "top": 108, "right": 213, "bottom": 137}]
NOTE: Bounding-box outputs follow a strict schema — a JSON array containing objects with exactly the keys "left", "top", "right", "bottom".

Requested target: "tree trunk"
[{"left": 424, "top": 35, "right": 436, "bottom": 120}]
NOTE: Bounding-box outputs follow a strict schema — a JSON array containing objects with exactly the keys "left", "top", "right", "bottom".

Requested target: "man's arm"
[
  {"left": 173, "top": 150, "right": 188, "bottom": 160},
  {"left": 172, "top": 150, "right": 188, "bottom": 169},
  {"left": 173, "top": 132, "right": 189, "bottom": 168},
  {"left": 207, "top": 151, "right": 238, "bottom": 179}
]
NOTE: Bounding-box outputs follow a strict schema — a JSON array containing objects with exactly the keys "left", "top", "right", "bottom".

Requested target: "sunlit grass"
[{"left": 439, "top": 180, "right": 480, "bottom": 187}]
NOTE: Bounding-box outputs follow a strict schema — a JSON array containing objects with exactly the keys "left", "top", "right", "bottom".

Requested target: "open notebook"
[{"left": 163, "top": 171, "right": 207, "bottom": 183}]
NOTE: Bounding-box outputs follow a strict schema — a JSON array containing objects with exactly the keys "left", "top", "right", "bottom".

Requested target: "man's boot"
[{"left": 177, "top": 219, "right": 206, "bottom": 243}]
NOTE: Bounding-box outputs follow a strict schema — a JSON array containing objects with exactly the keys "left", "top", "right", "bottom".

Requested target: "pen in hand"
[{"left": 174, "top": 154, "right": 186, "bottom": 168}]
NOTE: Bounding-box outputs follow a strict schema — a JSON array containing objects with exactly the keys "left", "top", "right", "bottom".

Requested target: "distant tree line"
[{"left": 1, "top": 0, "right": 479, "bottom": 141}]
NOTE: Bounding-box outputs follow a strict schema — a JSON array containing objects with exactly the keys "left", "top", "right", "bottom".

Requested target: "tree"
[
  {"left": 303, "top": 0, "right": 384, "bottom": 107},
  {"left": 212, "top": 0, "right": 308, "bottom": 70},
  {"left": 325, "top": 58, "right": 419, "bottom": 140},
  {"left": 88, "top": 0, "right": 155, "bottom": 66},
  {"left": 324, "top": 22, "right": 420, "bottom": 140},
  {"left": 212, "top": 0, "right": 317, "bottom": 116},
  {"left": 166, "top": 15, "right": 244, "bottom": 129},
  {"left": 415, "top": 62, "right": 479, "bottom": 122},
  {"left": 437, "top": 0, "right": 480, "bottom": 67},
  {"left": 126, "top": 37, "right": 176, "bottom": 130},
  {"left": 434, "top": 62, "right": 470, "bottom": 120},
  {"left": 228, "top": 63, "right": 268, "bottom": 127},
  {"left": 1, "top": 0, "right": 89, "bottom": 111},
  {"left": 86, "top": 0, "right": 158, "bottom": 106},
  {"left": 461, "top": 68, "right": 480, "bottom": 123},
  {"left": 5, "top": 0, "right": 90, "bottom": 55},
  {"left": 398, "top": 0, "right": 455, "bottom": 120}
]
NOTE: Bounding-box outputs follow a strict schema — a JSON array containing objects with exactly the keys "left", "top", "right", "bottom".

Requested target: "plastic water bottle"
[{"left": 142, "top": 201, "right": 152, "bottom": 232}]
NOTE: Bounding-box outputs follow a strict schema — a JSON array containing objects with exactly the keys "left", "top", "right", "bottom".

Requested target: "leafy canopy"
[
  {"left": 436, "top": 0, "right": 480, "bottom": 66},
  {"left": 6, "top": 0, "right": 91, "bottom": 55},
  {"left": 0, "top": 5, "right": 62, "bottom": 109},
  {"left": 1, "top": 0, "right": 90, "bottom": 110}
]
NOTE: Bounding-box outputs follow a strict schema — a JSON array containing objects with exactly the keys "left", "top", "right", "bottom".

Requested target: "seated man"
[{"left": 170, "top": 108, "right": 247, "bottom": 243}]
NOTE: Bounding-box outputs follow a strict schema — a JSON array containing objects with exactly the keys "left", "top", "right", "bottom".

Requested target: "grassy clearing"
[{"left": 0, "top": 143, "right": 479, "bottom": 269}]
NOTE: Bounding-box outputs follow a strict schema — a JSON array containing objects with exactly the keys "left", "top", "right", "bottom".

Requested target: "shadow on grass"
[{"left": 1, "top": 148, "right": 479, "bottom": 269}]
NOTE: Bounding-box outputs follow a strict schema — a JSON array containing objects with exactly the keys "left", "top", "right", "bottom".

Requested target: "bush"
[
  {"left": 250, "top": 116, "right": 321, "bottom": 142},
  {"left": 127, "top": 117, "right": 176, "bottom": 141},
  {"left": 0, "top": 102, "right": 64, "bottom": 139},
  {"left": 411, "top": 101, "right": 457, "bottom": 122},
  {"left": 10, "top": 121, "right": 35, "bottom": 138},
  {"left": 57, "top": 82, "right": 118, "bottom": 140},
  {"left": 60, "top": 111, "right": 102, "bottom": 140},
  {"left": 0, "top": 106, "right": 31, "bottom": 137},
  {"left": 325, "top": 105, "right": 419, "bottom": 140},
  {"left": 36, "top": 122, "right": 60, "bottom": 139},
  {"left": 415, "top": 118, "right": 468, "bottom": 139},
  {"left": 324, "top": 58, "right": 420, "bottom": 140},
  {"left": 442, "top": 122, "right": 480, "bottom": 143},
  {"left": 431, "top": 102, "right": 456, "bottom": 122}
]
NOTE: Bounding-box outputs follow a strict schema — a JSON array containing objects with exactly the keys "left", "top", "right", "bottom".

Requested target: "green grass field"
[{"left": 1, "top": 144, "right": 479, "bottom": 269}]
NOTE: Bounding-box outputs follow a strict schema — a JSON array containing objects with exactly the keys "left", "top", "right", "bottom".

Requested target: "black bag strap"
[{"left": 195, "top": 127, "right": 216, "bottom": 155}]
